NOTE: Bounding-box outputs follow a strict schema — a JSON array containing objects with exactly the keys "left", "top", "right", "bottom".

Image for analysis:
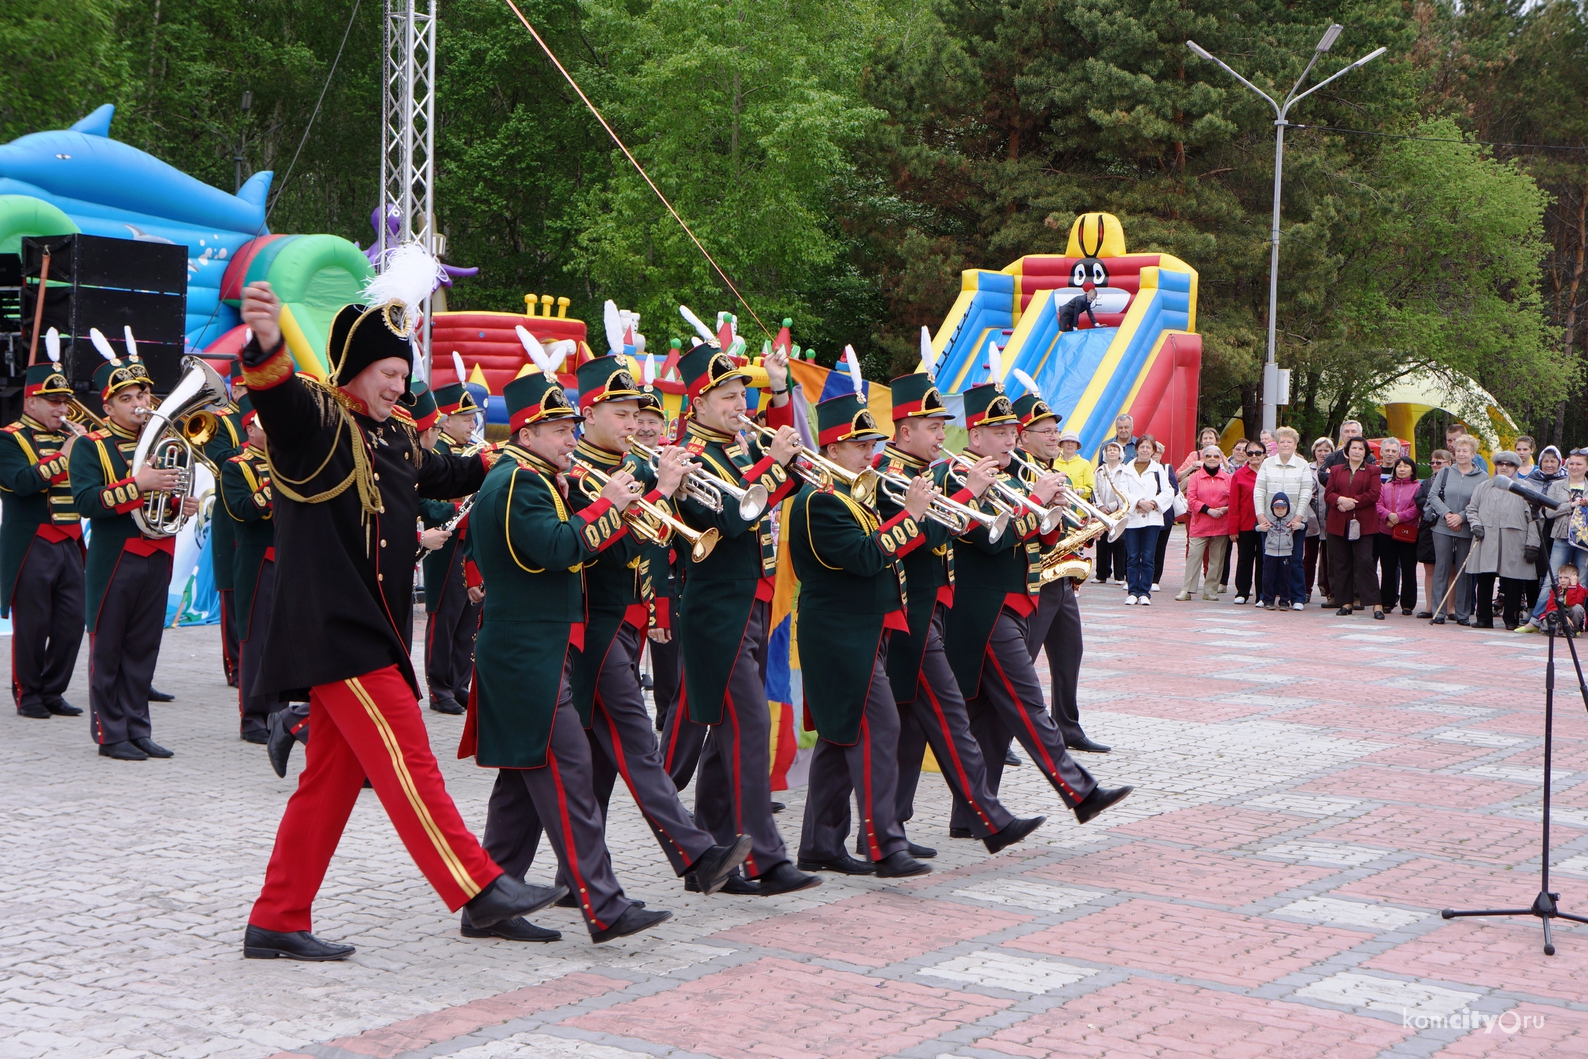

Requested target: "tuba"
[{"left": 130, "top": 356, "right": 229, "bottom": 538}]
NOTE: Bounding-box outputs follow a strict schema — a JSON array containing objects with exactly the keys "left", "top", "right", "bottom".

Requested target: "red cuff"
[
  {"left": 106, "top": 478, "right": 142, "bottom": 514},
  {"left": 578, "top": 497, "right": 614, "bottom": 525},
  {"left": 651, "top": 596, "right": 672, "bottom": 630},
  {"left": 949, "top": 487, "right": 975, "bottom": 505},
  {"left": 743, "top": 455, "right": 778, "bottom": 486},
  {"left": 41, "top": 457, "right": 69, "bottom": 484},
  {"left": 878, "top": 509, "right": 927, "bottom": 558},
  {"left": 764, "top": 401, "right": 794, "bottom": 429},
  {"left": 464, "top": 560, "right": 482, "bottom": 588}
]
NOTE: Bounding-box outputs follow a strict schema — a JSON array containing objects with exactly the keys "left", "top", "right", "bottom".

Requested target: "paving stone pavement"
[{"left": 4, "top": 532, "right": 1588, "bottom": 1058}]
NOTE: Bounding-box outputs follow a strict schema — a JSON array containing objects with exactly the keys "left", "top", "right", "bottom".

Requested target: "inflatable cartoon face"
[{"left": 1071, "top": 257, "right": 1109, "bottom": 289}]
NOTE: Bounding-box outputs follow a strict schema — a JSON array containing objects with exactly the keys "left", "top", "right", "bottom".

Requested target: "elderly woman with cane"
[{"left": 1425, "top": 435, "right": 1488, "bottom": 626}]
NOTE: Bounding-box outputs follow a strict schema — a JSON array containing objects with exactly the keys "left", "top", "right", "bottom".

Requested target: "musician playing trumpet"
[
  {"left": 941, "top": 382, "right": 1132, "bottom": 830},
  {"left": 877, "top": 371, "right": 1044, "bottom": 858},
  {"left": 70, "top": 335, "right": 196, "bottom": 761}
]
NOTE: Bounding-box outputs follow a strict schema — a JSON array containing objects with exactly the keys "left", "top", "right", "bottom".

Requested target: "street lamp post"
[
  {"left": 1187, "top": 28, "right": 1385, "bottom": 434},
  {"left": 234, "top": 91, "right": 253, "bottom": 193}
]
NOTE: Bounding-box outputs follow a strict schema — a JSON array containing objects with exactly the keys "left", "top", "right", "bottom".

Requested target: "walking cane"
[{"left": 1431, "top": 530, "right": 1480, "bottom": 622}]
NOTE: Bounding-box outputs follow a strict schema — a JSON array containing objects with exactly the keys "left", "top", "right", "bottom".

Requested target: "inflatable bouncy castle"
[{"left": 927, "top": 212, "right": 1201, "bottom": 462}]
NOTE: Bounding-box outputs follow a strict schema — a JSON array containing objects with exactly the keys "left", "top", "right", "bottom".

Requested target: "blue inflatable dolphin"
[{"left": 0, "top": 105, "right": 273, "bottom": 350}]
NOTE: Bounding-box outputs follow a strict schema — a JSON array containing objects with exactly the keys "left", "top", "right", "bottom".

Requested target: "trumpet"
[
  {"left": 877, "top": 470, "right": 1008, "bottom": 542},
  {"left": 735, "top": 415, "right": 879, "bottom": 506},
  {"left": 575, "top": 462, "right": 720, "bottom": 563},
  {"left": 130, "top": 356, "right": 229, "bottom": 538},
  {"left": 1006, "top": 451, "right": 1126, "bottom": 542},
  {"left": 629, "top": 439, "right": 767, "bottom": 521},
  {"left": 943, "top": 451, "right": 1062, "bottom": 533},
  {"left": 66, "top": 397, "right": 109, "bottom": 433}
]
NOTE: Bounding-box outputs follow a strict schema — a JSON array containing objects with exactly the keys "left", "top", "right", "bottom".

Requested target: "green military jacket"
[
  {"left": 71, "top": 424, "right": 171, "bottom": 632},
  {"left": 418, "top": 431, "right": 477, "bottom": 612},
  {"left": 204, "top": 407, "right": 245, "bottom": 593},
  {"left": 0, "top": 416, "right": 81, "bottom": 616},
  {"left": 935, "top": 459, "right": 1048, "bottom": 699},
  {"left": 671, "top": 417, "right": 798, "bottom": 724},
  {"left": 872, "top": 445, "right": 970, "bottom": 703},
  {"left": 789, "top": 480, "right": 924, "bottom": 745},
  {"left": 461, "top": 442, "right": 627, "bottom": 769},
  {"left": 220, "top": 445, "right": 274, "bottom": 640},
  {"left": 566, "top": 437, "right": 662, "bottom": 713}
]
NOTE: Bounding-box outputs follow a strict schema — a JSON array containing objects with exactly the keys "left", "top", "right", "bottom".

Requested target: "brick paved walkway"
[{"left": 4, "top": 532, "right": 1587, "bottom": 1058}]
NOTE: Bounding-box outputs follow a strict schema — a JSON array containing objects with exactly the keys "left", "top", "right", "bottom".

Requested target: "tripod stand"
[{"left": 1441, "top": 502, "right": 1588, "bottom": 955}]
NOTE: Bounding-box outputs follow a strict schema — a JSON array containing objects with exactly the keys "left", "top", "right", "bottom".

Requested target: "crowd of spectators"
[{"left": 1085, "top": 413, "right": 1586, "bottom": 631}]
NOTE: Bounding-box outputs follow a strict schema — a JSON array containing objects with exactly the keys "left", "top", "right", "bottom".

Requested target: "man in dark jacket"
[{"left": 1057, "top": 283, "right": 1100, "bottom": 332}]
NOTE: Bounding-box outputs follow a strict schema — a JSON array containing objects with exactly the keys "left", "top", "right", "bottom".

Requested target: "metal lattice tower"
[{"left": 380, "top": 0, "right": 438, "bottom": 367}]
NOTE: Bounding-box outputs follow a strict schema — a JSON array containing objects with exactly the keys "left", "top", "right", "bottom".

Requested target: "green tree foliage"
[{"left": 0, "top": 2, "right": 127, "bottom": 144}]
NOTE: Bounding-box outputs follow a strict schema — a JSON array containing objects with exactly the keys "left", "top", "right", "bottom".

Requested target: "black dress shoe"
[
  {"left": 241, "top": 729, "right": 270, "bottom": 745},
  {"left": 148, "top": 687, "right": 176, "bottom": 702},
  {"left": 756, "top": 861, "right": 822, "bottom": 896},
  {"left": 769, "top": 800, "right": 786, "bottom": 813},
  {"left": 132, "top": 737, "right": 173, "bottom": 758},
  {"left": 244, "top": 925, "right": 354, "bottom": 961},
  {"left": 874, "top": 851, "right": 931, "bottom": 878},
  {"left": 985, "top": 815, "right": 1046, "bottom": 854},
  {"left": 429, "top": 696, "right": 465, "bottom": 716},
  {"left": 460, "top": 914, "right": 560, "bottom": 942},
  {"left": 1074, "top": 785, "right": 1133, "bottom": 824},
  {"left": 1004, "top": 748, "right": 1022, "bottom": 767},
  {"left": 907, "top": 842, "right": 937, "bottom": 859},
  {"left": 1432, "top": 615, "right": 1447, "bottom": 625},
  {"left": 464, "top": 875, "right": 567, "bottom": 929},
  {"left": 99, "top": 740, "right": 147, "bottom": 760},
  {"left": 266, "top": 711, "right": 294, "bottom": 779},
  {"left": 45, "top": 697, "right": 82, "bottom": 717},
  {"left": 1066, "top": 736, "right": 1112, "bottom": 754},
  {"left": 796, "top": 853, "right": 875, "bottom": 875},
  {"left": 948, "top": 827, "right": 973, "bottom": 839},
  {"left": 1416, "top": 610, "right": 1433, "bottom": 619},
  {"left": 591, "top": 905, "right": 672, "bottom": 944},
  {"left": 687, "top": 835, "right": 755, "bottom": 895},
  {"left": 685, "top": 873, "right": 759, "bottom": 895},
  {"left": 18, "top": 703, "right": 51, "bottom": 719}
]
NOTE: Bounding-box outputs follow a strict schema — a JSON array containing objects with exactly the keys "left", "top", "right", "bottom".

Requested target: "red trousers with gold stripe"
[{"left": 249, "top": 665, "right": 501, "bottom": 932}]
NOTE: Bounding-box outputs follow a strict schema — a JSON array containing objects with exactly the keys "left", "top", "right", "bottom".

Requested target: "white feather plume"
[
  {"left": 451, "top": 351, "right": 468, "bottom": 388},
  {"left": 920, "top": 326, "right": 934, "bottom": 378},
  {"left": 985, "top": 340, "right": 1002, "bottom": 380},
  {"left": 843, "top": 344, "right": 864, "bottom": 395},
  {"left": 643, "top": 352, "right": 656, "bottom": 387},
  {"left": 89, "top": 328, "right": 118, "bottom": 362},
  {"left": 545, "top": 340, "right": 575, "bottom": 373},
  {"left": 123, "top": 325, "right": 138, "bottom": 361},
  {"left": 363, "top": 243, "right": 446, "bottom": 331},
  {"left": 515, "top": 325, "right": 554, "bottom": 375},
  {"left": 603, "top": 299, "right": 625, "bottom": 357},
  {"left": 44, "top": 327, "right": 61, "bottom": 365},
  {"left": 1011, "top": 368, "right": 1041, "bottom": 399},
  {"left": 678, "top": 304, "right": 717, "bottom": 345}
]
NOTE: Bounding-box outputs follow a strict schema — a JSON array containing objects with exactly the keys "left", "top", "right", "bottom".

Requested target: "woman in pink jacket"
[
  {"left": 1176, "top": 445, "right": 1235, "bottom": 601},
  {"left": 1376, "top": 455, "right": 1421, "bottom": 615}
]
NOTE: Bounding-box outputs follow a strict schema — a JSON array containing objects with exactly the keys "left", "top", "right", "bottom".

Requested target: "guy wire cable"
[{"left": 496, "top": 0, "right": 775, "bottom": 340}]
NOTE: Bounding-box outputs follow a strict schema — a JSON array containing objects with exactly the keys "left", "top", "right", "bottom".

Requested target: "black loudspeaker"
[{"left": 18, "top": 234, "right": 187, "bottom": 397}]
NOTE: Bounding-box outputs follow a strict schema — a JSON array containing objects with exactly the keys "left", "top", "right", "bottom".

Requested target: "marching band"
[{"left": 4, "top": 271, "right": 1133, "bottom": 960}]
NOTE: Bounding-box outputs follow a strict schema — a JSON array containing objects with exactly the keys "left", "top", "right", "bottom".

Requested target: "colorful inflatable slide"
[{"left": 926, "top": 213, "right": 1201, "bottom": 460}]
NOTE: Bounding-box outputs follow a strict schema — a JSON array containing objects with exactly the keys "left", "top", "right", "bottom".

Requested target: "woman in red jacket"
[
  {"left": 1229, "top": 440, "right": 1262, "bottom": 604},
  {"left": 1325, "top": 436, "right": 1385, "bottom": 618}
]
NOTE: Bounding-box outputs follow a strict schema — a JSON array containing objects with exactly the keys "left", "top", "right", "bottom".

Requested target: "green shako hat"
[
  {"left": 1012, "top": 393, "right": 1057, "bottom": 429},
  {"left": 815, "top": 392, "right": 887, "bottom": 448},
  {"left": 962, "top": 381, "right": 1018, "bottom": 429},
  {"left": 576, "top": 354, "right": 643, "bottom": 410},
  {"left": 505, "top": 371, "right": 582, "bottom": 431},
  {"left": 888, "top": 372, "right": 953, "bottom": 421}
]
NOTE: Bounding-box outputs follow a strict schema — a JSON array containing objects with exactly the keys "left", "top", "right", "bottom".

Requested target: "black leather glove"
[
  {"left": 1524, "top": 545, "right": 1540, "bottom": 564},
  {"left": 1470, "top": 526, "right": 1484, "bottom": 540}
]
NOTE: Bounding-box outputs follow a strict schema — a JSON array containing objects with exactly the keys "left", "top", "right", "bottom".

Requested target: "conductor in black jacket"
[{"left": 1057, "top": 283, "right": 1100, "bottom": 332}]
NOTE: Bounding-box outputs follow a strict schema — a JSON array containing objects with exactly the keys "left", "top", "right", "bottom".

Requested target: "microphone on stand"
[{"left": 1492, "top": 475, "right": 1568, "bottom": 512}]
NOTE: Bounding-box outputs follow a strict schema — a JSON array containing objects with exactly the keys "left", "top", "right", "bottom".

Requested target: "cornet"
[
  {"left": 1006, "top": 451, "right": 1127, "bottom": 542},
  {"left": 575, "top": 462, "right": 720, "bottom": 562},
  {"left": 944, "top": 451, "right": 1062, "bottom": 533},
  {"left": 876, "top": 470, "right": 1007, "bottom": 542},
  {"left": 736, "top": 415, "right": 879, "bottom": 506},
  {"left": 629, "top": 439, "right": 768, "bottom": 521}
]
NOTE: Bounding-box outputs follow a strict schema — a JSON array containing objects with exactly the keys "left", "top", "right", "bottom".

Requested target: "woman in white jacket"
[{"left": 1116, "top": 434, "right": 1177, "bottom": 604}]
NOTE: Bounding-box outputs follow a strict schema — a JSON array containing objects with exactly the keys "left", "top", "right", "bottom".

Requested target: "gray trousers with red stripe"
[
  {"left": 479, "top": 658, "right": 634, "bottom": 934},
  {"left": 663, "top": 598, "right": 787, "bottom": 879},
  {"left": 1024, "top": 578, "right": 1086, "bottom": 744},
  {"left": 799, "top": 642, "right": 908, "bottom": 862},
  {"left": 564, "top": 622, "right": 715, "bottom": 883},
  {"left": 895, "top": 605, "right": 1015, "bottom": 840},
  {"left": 950, "top": 608, "right": 1097, "bottom": 831}
]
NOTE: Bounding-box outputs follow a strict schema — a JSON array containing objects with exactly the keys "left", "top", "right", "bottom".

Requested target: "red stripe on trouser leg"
[
  {"left": 920, "top": 677, "right": 995, "bottom": 830},
  {"left": 600, "top": 698, "right": 689, "bottom": 863},
  {"left": 859, "top": 714, "right": 881, "bottom": 860},
  {"left": 549, "top": 750, "right": 608, "bottom": 931},
  {"left": 663, "top": 680, "right": 688, "bottom": 771},
  {"left": 248, "top": 666, "right": 500, "bottom": 933},
  {"left": 986, "top": 649, "right": 1078, "bottom": 801}
]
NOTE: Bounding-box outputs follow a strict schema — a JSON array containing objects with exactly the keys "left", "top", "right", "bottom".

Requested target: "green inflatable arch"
[
  {"left": 0, "top": 195, "right": 80, "bottom": 255},
  {"left": 262, "top": 235, "right": 373, "bottom": 379}
]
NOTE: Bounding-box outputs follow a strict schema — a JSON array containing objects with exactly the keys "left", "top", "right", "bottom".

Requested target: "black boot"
[
  {"left": 591, "top": 905, "right": 672, "bottom": 944},
  {"left": 244, "top": 925, "right": 354, "bottom": 961},
  {"left": 756, "top": 861, "right": 822, "bottom": 896},
  {"left": 686, "top": 835, "right": 755, "bottom": 895},
  {"left": 1074, "top": 785, "right": 1133, "bottom": 824},
  {"left": 464, "top": 874, "right": 567, "bottom": 929},
  {"left": 984, "top": 815, "right": 1046, "bottom": 854}
]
